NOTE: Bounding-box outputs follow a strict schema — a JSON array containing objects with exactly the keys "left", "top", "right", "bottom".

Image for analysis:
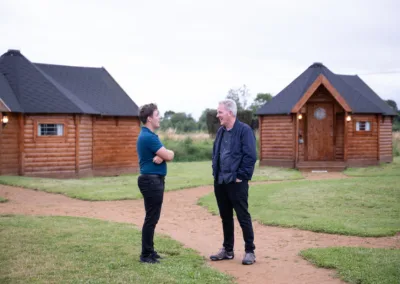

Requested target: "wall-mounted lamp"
[
  {"left": 346, "top": 115, "right": 352, "bottom": 122},
  {"left": 1, "top": 114, "right": 9, "bottom": 128},
  {"left": 298, "top": 114, "right": 303, "bottom": 120}
]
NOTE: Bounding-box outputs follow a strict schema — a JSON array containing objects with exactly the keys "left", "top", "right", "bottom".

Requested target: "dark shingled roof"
[
  {"left": 257, "top": 63, "right": 396, "bottom": 116},
  {"left": 0, "top": 73, "right": 23, "bottom": 112},
  {"left": 0, "top": 49, "right": 139, "bottom": 116}
]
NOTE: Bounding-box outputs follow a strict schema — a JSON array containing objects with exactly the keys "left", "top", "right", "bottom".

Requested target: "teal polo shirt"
[{"left": 136, "top": 126, "right": 167, "bottom": 176}]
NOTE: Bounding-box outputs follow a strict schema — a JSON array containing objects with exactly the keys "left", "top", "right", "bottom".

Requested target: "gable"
[{"left": 291, "top": 74, "right": 352, "bottom": 113}]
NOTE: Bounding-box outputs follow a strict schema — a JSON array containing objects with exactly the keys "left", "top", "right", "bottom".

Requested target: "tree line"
[
  {"left": 386, "top": 100, "right": 400, "bottom": 131},
  {"left": 159, "top": 86, "right": 400, "bottom": 133},
  {"left": 160, "top": 85, "right": 272, "bottom": 133}
]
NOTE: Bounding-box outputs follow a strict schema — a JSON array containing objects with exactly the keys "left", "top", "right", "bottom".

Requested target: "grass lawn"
[
  {"left": 0, "top": 161, "right": 302, "bottom": 201},
  {"left": 0, "top": 215, "right": 232, "bottom": 284},
  {"left": 198, "top": 176, "right": 400, "bottom": 236},
  {"left": 300, "top": 247, "right": 400, "bottom": 284},
  {"left": 344, "top": 156, "right": 400, "bottom": 177},
  {"left": 0, "top": 196, "right": 7, "bottom": 203}
]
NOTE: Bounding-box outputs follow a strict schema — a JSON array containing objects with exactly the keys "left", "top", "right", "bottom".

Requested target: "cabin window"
[
  {"left": 356, "top": 121, "right": 371, "bottom": 132},
  {"left": 38, "top": 124, "right": 64, "bottom": 136}
]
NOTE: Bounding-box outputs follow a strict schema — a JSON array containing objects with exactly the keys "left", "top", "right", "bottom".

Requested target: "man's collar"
[
  {"left": 142, "top": 126, "right": 157, "bottom": 135},
  {"left": 224, "top": 118, "right": 238, "bottom": 132}
]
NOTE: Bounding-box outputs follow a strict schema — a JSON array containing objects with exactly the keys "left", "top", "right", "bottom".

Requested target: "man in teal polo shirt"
[{"left": 136, "top": 103, "right": 175, "bottom": 264}]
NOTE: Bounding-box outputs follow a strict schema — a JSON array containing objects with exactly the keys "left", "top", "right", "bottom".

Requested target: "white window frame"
[
  {"left": 38, "top": 123, "right": 64, "bottom": 136},
  {"left": 356, "top": 121, "right": 371, "bottom": 132}
]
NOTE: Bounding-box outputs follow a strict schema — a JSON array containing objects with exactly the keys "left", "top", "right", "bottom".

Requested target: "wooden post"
[
  {"left": 304, "top": 109, "right": 308, "bottom": 161},
  {"left": 0, "top": 113, "right": 2, "bottom": 175},
  {"left": 377, "top": 114, "right": 380, "bottom": 162},
  {"left": 333, "top": 104, "right": 336, "bottom": 160},
  {"left": 92, "top": 116, "right": 95, "bottom": 171},
  {"left": 258, "top": 116, "right": 262, "bottom": 164},
  {"left": 295, "top": 113, "right": 299, "bottom": 164},
  {"left": 18, "top": 114, "right": 25, "bottom": 175},
  {"left": 75, "top": 115, "right": 80, "bottom": 175},
  {"left": 344, "top": 112, "right": 348, "bottom": 162}
]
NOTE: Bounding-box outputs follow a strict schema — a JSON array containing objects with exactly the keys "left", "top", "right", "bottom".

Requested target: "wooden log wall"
[
  {"left": 259, "top": 115, "right": 294, "bottom": 167},
  {"left": 0, "top": 114, "right": 140, "bottom": 178},
  {"left": 379, "top": 116, "right": 393, "bottom": 163},
  {"left": 298, "top": 115, "right": 305, "bottom": 161},
  {"left": 23, "top": 115, "right": 76, "bottom": 177},
  {"left": 335, "top": 113, "right": 344, "bottom": 160},
  {"left": 0, "top": 113, "right": 19, "bottom": 175},
  {"left": 93, "top": 116, "right": 140, "bottom": 175},
  {"left": 78, "top": 115, "right": 93, "bottom": 174},
  {"left": 347, "top": 114, "right": 378, "bottom": 163}
]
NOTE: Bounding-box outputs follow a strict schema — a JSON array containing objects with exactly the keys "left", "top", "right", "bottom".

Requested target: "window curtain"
[{"left": 57, "top": 124, "right": 64, "bottom": 135}]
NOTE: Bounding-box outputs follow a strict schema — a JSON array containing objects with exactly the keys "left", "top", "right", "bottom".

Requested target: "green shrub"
[
  {"left": 393, "top": 136, "right": 400, "bottom": 157},
  {"left": 162, "top": 131, "right": 260, "bottom": 162},
  {"left": 163, "top": 137, "right": 213, "bottom": 162}
]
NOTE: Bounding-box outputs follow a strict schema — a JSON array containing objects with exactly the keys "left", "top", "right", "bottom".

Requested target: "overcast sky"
[{"left": 1, "top": 0, "right": 399, "bottom": 119}]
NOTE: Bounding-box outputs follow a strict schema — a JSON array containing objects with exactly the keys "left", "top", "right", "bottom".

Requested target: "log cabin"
[
  {"left": 256, "top": 62, "right": 397, "bottom": 171},
  {"left": 0, "top": 49, "right": 140, "bottom": 178}
]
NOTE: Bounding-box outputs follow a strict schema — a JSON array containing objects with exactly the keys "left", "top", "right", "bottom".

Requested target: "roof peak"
[
  {"left": 310, "top": 62, "right": 324, "bottom": 68},
  {"left": 5, "top": 49, "right": 22, "bottom": 56}
]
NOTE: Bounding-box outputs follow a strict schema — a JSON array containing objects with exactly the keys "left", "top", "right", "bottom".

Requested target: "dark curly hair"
[{"left": 139, "top": 103, "right": 158, "bottom": 124}]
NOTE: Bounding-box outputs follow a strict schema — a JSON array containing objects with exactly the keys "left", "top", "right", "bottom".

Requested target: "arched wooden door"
[{"left": 306, "top": 103, "right": 334, "bottom": 161}]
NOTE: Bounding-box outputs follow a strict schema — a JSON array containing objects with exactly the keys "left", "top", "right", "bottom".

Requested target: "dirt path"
[{"left": 1, "top": 173, "right": 399, "bottom": 284}]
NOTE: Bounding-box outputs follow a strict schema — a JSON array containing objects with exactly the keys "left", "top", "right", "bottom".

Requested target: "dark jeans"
[
  {"left": 138, "top": 174, "right": 165, "bottom": 257},
  {"left": 214, "top": 180, "right": 255, "bottom": 253}
]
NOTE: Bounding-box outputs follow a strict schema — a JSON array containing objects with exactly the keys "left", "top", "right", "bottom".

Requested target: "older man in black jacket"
[{"left": 210, "top": 99, "right": 257, "bottom": 265}]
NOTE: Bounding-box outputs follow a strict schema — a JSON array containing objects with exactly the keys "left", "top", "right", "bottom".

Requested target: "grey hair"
[{"left": 219, "top": 99, "right": 237, "bottom": 116}]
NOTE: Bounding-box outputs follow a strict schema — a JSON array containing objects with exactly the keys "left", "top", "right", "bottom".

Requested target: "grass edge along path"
[
  {"left": 0, "top": 161, "right": 303, "bottom": 201},
  {"left": 300, "top": 247, "right": 400, "bottom": 284},
  {"left": 0, "top": 215, "right": 233, "bottom": 284},
  {"left": 198, "top": 176, "right": 400, "bottom": 237}
]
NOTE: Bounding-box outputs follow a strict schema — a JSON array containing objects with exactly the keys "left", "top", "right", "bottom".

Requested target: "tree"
[
  {"left": 384, "top": 100, "right": 400, "bottom": 131},
  {"left": 160, "top": 112, "right": 198, "bottom": 132},
  {"left": 249, "top": 93, "right": 273, "bottom": 114},
  {"left": 198, "top": 108, "right": 211, "bottom": 131},
  {"left": 226, "top": 84, "right": 251, "bottom": 111},
  {"left": 163, "top": 110, "right": 175, "bottom": 120},
  {"left": 170, "top": 112, "right": 188, "bottom": 125},
  {"left": 385, "top": 100, "right": 398, "bottom": 112}
]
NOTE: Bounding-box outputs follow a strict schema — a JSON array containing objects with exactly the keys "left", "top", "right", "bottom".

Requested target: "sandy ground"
[{"left": 1, "top": 172, "right": 399, "bottom": 284}]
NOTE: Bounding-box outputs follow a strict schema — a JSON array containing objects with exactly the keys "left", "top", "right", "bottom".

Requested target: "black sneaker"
[
  {"left": 210, "top": 248, "right": 234, "bottom": 261},
  {"left": 152, "top": 251, "right": 163, "bottom": 259},
  {"left": 242, "top": 252, "right": 256, "bottom": 265},
  {"left": 140, "top": 255, "right": 160, "bottom": 264}
]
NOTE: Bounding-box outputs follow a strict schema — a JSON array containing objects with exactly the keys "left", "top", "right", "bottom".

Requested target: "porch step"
[{"left": 296, "top": 161, "right": 346, "bottom": 172}]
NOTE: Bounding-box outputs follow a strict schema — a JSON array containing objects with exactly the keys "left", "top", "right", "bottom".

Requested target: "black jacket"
[{"left": 212, "top": 119, "right": 257, "bottom": 181}]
